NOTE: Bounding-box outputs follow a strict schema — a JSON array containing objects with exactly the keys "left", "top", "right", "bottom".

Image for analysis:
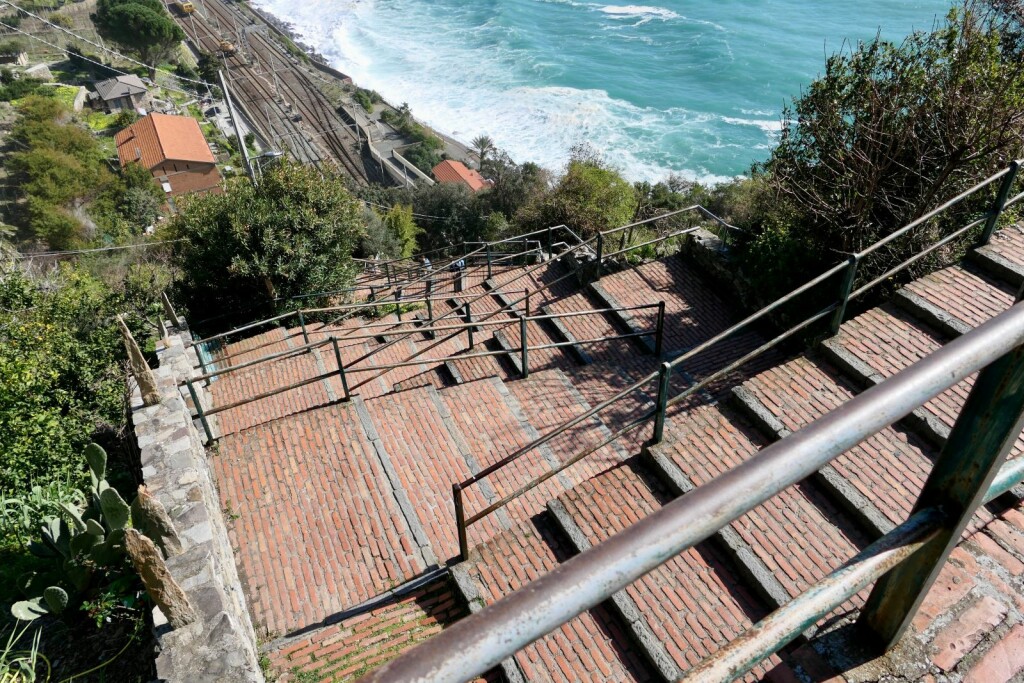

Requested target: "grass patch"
[{"left": 84, "top": 110, "right": 118, "bottom": 132}]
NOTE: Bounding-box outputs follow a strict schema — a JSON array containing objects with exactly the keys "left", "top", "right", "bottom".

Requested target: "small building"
[
  {"left": 431, "top": 159, "right": 490, "bottom": 193},
  {"left": 91, "top": 74, "right": 150, "bottom": 112},
  {"left": 115, "top": 113, "right": 222, "bottom": 200}
]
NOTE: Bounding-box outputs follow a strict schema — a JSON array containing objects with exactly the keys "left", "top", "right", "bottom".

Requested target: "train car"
[
  {"left": 219, "top": 40, "right": 237, "bottom": 55},
  {"left": 174, "top": 1, "right": 195, "bottom": 14}
]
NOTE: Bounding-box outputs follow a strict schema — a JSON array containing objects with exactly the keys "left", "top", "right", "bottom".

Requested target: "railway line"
[{"left": 175, "top": 0, "right": 379, "bottom": 185}]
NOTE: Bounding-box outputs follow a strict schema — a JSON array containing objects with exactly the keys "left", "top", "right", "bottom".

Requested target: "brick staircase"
[{"left": 193, "top": 226, "right": 1024, "bottom": 682}]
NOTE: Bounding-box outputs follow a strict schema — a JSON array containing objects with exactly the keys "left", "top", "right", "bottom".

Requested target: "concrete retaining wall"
[{"left": 131, "top": 319, "right": 263, "bottom": 683}]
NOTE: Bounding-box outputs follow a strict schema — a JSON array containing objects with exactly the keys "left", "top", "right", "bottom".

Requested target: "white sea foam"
[
  {"left": 597, "top": 5, "right": 680, "bottom": 22},
  {"left": 247, "top": 0, "right": 941, "bottom": 184},
  {"left": 721, "top": 117, "right": 784, "bottom": 133}
]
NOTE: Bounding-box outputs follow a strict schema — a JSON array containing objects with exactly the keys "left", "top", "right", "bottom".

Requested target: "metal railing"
[
  {"left": 184, "top": 303, "right": 665, "bottom": 443},
  {"left": 184, "top": 336, "right": 352, "bottom": 443},
  {"left": 449, "top": 161, "right": 1023, "bottom": 562},
  {"left": 365, "top": 299, "right": 1024, "bottom": 683}
]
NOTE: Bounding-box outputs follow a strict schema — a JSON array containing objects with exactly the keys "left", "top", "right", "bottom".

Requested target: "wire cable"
[
  {"left": 13, "top": 239, "right": 185, "bottom": 259},
  {"left": 0, "top": 0, "right": 214, "bottom": 91}
]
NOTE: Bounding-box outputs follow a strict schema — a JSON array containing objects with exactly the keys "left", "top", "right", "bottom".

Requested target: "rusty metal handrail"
[
  {"left": 450, "top": 161, "right": 1021, "bottom": 561},
  {"left": 366, "top": 300, "right": 1024, "bottom": 683}
]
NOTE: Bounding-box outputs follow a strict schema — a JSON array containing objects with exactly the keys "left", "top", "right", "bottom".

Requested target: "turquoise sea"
[{"left": 251, "top": 0, "right": 952, "bottom": 183}]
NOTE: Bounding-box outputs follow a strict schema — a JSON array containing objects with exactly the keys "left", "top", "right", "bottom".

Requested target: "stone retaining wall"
[{"left": 130, "top": 320, "right": 263, "bottom": 682}]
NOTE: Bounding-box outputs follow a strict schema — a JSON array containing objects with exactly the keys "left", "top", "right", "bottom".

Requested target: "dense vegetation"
[
  {"left": 93, "top": 0, "right": 185, "bottom": 67},
  {"left": 168, "top": 161, "right": 364, "bottom": 325},
  {"left": 7, "top": 96, "right": 164, "bottom": 249}
]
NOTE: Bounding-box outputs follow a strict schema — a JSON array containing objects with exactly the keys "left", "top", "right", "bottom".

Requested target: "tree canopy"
[
  {"left": 94, "top": 0, "right": 185, "bottom": 66},
  {"left": 168, "top": 162, "right": 365, "bottom": 327},
  {"left": 737, "top": 2, "right": 1024, "bottom": 298}
]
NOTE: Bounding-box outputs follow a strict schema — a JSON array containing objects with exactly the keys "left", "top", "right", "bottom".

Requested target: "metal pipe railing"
[
  {"left": 449, "top": 161, "right": 1022, "bottom": 562},
  {"left": 364, "top": 300, "right": 1024, "bottom": 683}
]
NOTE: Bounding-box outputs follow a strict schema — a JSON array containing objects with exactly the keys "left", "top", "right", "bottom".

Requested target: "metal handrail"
[
  {"left": 189, "top": 304, "right": 663, "bottom": 441},
  {"left": 450, "top": 161, "right": 1022, "bottom": 561},
  {"left": 365, "top": 300, "right": 1024, "bottom": 683}
]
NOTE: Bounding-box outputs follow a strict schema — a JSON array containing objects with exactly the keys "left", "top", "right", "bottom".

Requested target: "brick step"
[
  {"left": 492, "top": 312, "right": 580, "bottom": 377},
  {"left": 650, "top": 404, "right": 870, "bottom": 612},
  {"left": 547, "top": 459, "right": 784, "bottom": 680},
  {"left": 213, "top": 325, "right": 297, "bottom": 367},
  {"left": 733, "top": 355, "right": 936, "bottom": 537},
  {"left": 821, "top": 303, "right": 1024, "bottom": 460},
  {"left": 360, "top": 384, "right": 509, "bottom": 564},
  {"left": 969, "top": 223, "right": 1024, "bottom": 286},
  {"left": 894, "top": 263, "right": 1016, "bottom": 337},
  {"left": 452, "top": 513, "right": 658, "bottom": 682},
  {"left": 592, "top": 254, "right": 739, "bottom": 355},
  {"left": 266, "top": 575, "right": 500, "bottom": 683},
  {"left": 445, "top": 338, "right": 515, "bottom": 385},
  {"left": 545, "top": 290, "right": 637, "bottom": 365},
  {"left": 209, "top": 351, "right": 334, "bottom": 436},
  {"left": 212, "top": 401, "right": 430, "bottom": 636}
]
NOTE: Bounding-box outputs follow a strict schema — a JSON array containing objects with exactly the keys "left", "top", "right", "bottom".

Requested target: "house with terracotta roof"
[
  {"left": 115, "top": 113, "right": 222, "bottom": 201},
  {"left": 431, "top": 159, "right": 491, "bottom": 193}
]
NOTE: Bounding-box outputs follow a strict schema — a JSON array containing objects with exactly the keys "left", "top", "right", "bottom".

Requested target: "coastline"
[{"left": 244, "top": 3, "right": 477, "bottom": 169}]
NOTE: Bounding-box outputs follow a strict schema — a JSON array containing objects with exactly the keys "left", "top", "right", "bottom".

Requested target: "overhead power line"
[
  {"left": 13, "top": 239, "right": 185, "bottom": 259},
  {"left": 0, "top": 0, "right": 214, "bottom": 91}
]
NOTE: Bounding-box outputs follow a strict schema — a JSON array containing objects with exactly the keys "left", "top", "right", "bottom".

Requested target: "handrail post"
[
  {"left": 194, "top": 342, "right": 211, "bottom": 386},
  {"left": 546, "top": 225, "right": 553, "bottom": 259},
  {"left": 830, "top": 256, "right": 858, "bottom": 335},
  {"left": 426, "top": 277, "right": 435, "bottom": 339},
  {"left": 454, "top": 484, "right": 469, "bottom": 562},
  {"left": 655, "top": 301, "right": 666, "bottom": 356},
  {"left": 859, "top": 339, "right": 1024, "bottom": 648},
  {"left": 465, "top": 302, "right": 474, "bottom": 349},
  {"left": 298, "top": 309, "right": 310, "bottom": 345},
  {"left": 595, "top": 231, "right": 604, "bottom": 278},
  {"left": 486, "top": 243, "right": 493, "bottom": 280},
  {"left": 186, "top": 379, "right": 214, "bottom": 444},
  {"left": 331, "top": 337, "right": 350, "bottom": 401},
  {"left": 979, "top": 161, "right": 1019, "bottom": 246},
  {"left": 520, "top": 314, "right": 529, "bottom": 378},
  {"left": 524, "top": 288, "right": 530, "bottom": 318},
  {"left": 395, "top": 288, "right": 403, "bottom": 322},
  {"left": 651, "top": 362, "right": 672, "bottom": 445}
]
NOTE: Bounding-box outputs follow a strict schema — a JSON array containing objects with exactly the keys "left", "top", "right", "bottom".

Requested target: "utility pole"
[{"left": 218, "top": 69, "right": 254, "bottom": 181}]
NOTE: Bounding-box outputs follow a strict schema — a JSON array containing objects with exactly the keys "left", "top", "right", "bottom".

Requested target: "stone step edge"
[
  {"left": 969, "top": 242, "right": 1024, "bottom": 287},
  {"left": 352, "top": 396, "right": 441, "bottom": 568},
  {"left": 892, "top": 287, "right": 972, "bottom": 338},
  {"left": 546, "top": 496, "right": 682, "bottom": 681},
  {"left": 425, "top": 383, "right": 516, "bottom": 540},
  {"left": 492, "top": 328, "right": 526, "bottom": 377},
  {"left": 449, "top": 562, "right": 527, "bottom": 683},
  {"left": 819, "top": 336, "right": 950, "bottom": 448},
  {"left": 643, "top": 445, "right": 791, "bottom": 612},
  {"left": 730, "top": 385, "right": 894, "bottom": 539},
  {"left": 587, "top": 281, "right": 657, "bottom": 355},
  {"left": 539, "top": 304, "right": 594, "bottom": 365}
]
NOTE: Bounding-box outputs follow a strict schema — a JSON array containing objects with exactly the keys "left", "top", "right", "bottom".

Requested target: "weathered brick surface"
[
  {"left": 598, "top": 255, "right": 735, "bottom": 353},
  {"left": 439, "top": 376, "right": 550, "bottom": 524},
  {"left": 362, "top": 385, "right": 504, "bottom": 562},
  {"left": 266, "top": 576, "right": 497, "bottom": 682},
  {"left": 213, "top": 403, "right": 426, "bottom": 637},
  {"left": 901, "top": 264, "right": 1015, "bottom": 330},
  {"left": 215, "top": 326, "right": 296, "bottom": 366},
  {"left": 210, "top": 352, "right": 331, "bottom": 435},
  {"left": 964, "top": 623, "right": 1024, "bottom": 683},
  {"left": 739, "top": 357, "right": 936, "bottom": 527},
  {"left": 829, "top": 304, "right": 1024, "bottom": 459},
  {"left": 504, "top": 369, "right": 633, "bottom": 516},
  {"left": 556, "top": 462, "right": 778, "bottom": 678},
  {"left": 546, "top": 290, "right": 637, "bottom": 364},
  {"left": 658, "top": 405, "right": 868, "bottom": 601},
  {"left": 930, "top": 595, "right": 1007, "bottom": 671},
  {"left": 974, "top": 223, "right": 1024, "bottom": 273},
  {"left": 463, "top": 515, "right": 656, "bottom": 681}
]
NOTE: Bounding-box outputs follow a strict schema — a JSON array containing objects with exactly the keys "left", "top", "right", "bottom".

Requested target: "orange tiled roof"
[
  {"left": 115, "top": 113, "right": 215, "bottom": 169},
  {"left": 431, "top": 159, "right": 489, "bottom": 192}
]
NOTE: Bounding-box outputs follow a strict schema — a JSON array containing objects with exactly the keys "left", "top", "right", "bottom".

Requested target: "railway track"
[{"left": 174, "top": 0, "right": 379, "bottom": 185}]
